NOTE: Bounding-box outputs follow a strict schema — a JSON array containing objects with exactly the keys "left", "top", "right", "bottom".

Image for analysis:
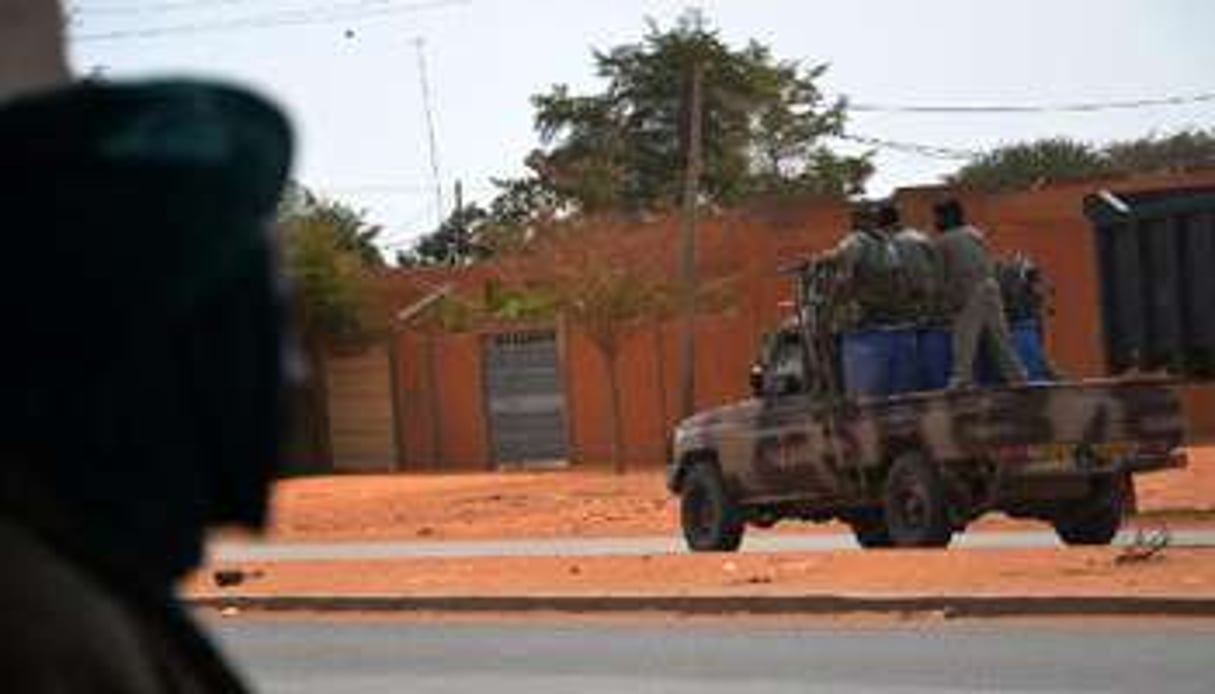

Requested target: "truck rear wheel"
[
  {"left": 680, "top": 461, "right": 744, "bottom": 552},
  {"left": 883, "top": 451, "right": 953, "bottom": 548},
  {"left": 1052, "top": 473, "right": 1129, "bottom": 546}
]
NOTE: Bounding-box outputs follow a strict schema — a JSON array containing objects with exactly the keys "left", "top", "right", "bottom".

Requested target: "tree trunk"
[
  {"left": 653, "top": 323, "right": 668, "bottom": 433},
  {"left": 605, "top": 349, "right": 626, "bottom": 475},
  {"left": 424, "top": 331, "right": 444, "bottom": 470}
]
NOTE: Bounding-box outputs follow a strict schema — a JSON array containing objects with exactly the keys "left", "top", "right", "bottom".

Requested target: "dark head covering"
[
  {"left": 933, "top": 198, "right": 965, "bottom": 231},
  {"left": 875, "top": 202, "right": 900, "bottom": 230},
  {"left": 0, "top": 80, "right": 294, "bottom": 586},
  {"left": 850, "top": 201, "right": 877, "bottom": 231}
]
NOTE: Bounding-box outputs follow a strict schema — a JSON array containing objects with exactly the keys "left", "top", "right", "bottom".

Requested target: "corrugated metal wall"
[{"left": 324, "top": 346, "right": 398, "bottom": 473}]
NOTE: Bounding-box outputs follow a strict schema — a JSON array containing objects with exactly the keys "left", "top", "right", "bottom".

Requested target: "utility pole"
[
  {"left": 677, "top": 61, "right": 704, "bottom": 420},
  {"left": 414, "top": 37, "right": 445, "bottom": 230},
  {"left": 451, "top": 178, "right": 464, "bottom": 265}
]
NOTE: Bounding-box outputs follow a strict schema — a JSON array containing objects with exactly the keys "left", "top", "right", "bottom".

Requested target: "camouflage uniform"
[
  {"left": 830, "top": 229, "right": 909, "bottom": 329},
  {"left": 936, "top": 224, "right": 1028, "bottom": 387},
  {"left": 891, "top": 226, "right": 943, "bottom": 323}
]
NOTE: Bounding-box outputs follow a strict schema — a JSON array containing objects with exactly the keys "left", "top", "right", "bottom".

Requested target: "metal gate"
[
  {"left": 324, "top": 346, "right": 398, "bottom": 473},
  {"left": 484, "top": 330, "right": 569, "bottom": 466}
]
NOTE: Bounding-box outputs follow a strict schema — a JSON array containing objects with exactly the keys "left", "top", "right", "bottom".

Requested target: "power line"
[
  {"left": 74, "top": 0, "right": 253, "bottom": 16},
  {"left": 75, "top": 0, "right": 469, "bottom": 42},
  {"left": 834, "top": 133, "right": 978, "bottom": 160},
  {"left": 848, "top": 91, "right": 1215, "bottom": 114},
  {"left": 316, "top": 184, "right": 432, "bottom": 194},
  {"left": 312, "top": 182, "right": 497, "bottom": 196}
]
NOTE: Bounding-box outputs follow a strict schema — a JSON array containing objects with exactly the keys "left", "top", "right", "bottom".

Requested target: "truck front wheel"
[
  {"left": 847, "top": 509, "right": 893, "bottom": 549},
  {"left": 680, "top": 461, "right": 744, "bottom": 552},
  {"left": 883, "top": 452, "right": 953, "bottom": 548},
  {"left": 1052, "top": 473, "right": 1129, "bottom": 546}
]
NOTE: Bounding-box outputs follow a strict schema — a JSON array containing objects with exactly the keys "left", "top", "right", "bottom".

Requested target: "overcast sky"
[{"left": 71, "top": 0, "right": 1214, "bottom": 252}]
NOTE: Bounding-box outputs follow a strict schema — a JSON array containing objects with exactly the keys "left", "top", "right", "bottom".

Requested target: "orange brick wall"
[{"left": 382, "top": 173, "right": 1215, "bottom": 470}]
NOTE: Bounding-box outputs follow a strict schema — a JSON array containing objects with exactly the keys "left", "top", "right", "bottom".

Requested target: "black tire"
[
  {"left": 1052, "top": 473, "right": 1129, "bottom": 546},
  {"left": 680, "top": 461, "right": 744, "bottom": 552},
  {"left": 847, "top": 509, "right": 893, "bottom": 549},
  {"left": 883, "top": 451, "right": 953, "bottom": 548}
]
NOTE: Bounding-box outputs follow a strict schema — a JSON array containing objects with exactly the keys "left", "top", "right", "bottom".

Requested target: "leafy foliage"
[
  {"left": 948, "top": 138, "right": 1111, "bottom": 191},
  {"left": 528, "top": 10, "right": 868, "bottom": 211},
  {"left": 1103, "top": 129, "right": 1215, "bottom": 174},
  {"left": 406, "top": 10, "right": 869, "bottom": 265},
  {"left": 950, "top": 129, "right": 1215, "bottom": 191},
  {"left": 278, "top": 184, "right": 384, "bottom": 345},
  {"left": 522, "top": 220, "right": 678, "bottom": 473},
  {"left": 400, "top": 203, "right": 490, "bottom": 266}
]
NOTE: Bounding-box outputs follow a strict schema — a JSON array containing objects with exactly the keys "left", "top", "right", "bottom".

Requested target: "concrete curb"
[{"left": 188, "top": 594, "right": 1215, "bottom": 618}]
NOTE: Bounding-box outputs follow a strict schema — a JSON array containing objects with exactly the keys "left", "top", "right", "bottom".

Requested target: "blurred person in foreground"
[{"left": 0, "top": 0, "right": 294, "bottom": 690}]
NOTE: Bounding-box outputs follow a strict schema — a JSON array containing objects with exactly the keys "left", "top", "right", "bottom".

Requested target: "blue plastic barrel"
[
  {"left": 976, "top": 320, "right": 1053, "bottom": 384},
  {"left": 1013, "top": 320, "right": 1053, "bottom": 381},
  {"left": 918, "top": 321, "right": 1052, "bottom": 388},
  {"left": 916, "top": 328, "right": 953, "bottom": 390},
  {"left": 841, "top": 327, "right": 920, "bottom": 397}
]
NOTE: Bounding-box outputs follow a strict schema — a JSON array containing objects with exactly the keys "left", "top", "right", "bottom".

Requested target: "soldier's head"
[
  {"left": 933, "top": 199, "right": 966, "bottom": 232},
  {"left": 0, "top": 25, "right": 295, "bottom": 585},
  {"left": 850, "top": 201, "right": 877, "bottom": 231},
  {"left": 875, "top": 203, "right": 901, "bottom": 232}
]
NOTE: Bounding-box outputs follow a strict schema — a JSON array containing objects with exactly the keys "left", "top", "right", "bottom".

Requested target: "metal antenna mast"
[{"left": 414, "top": 36, "right": 445, "bottom": 229}]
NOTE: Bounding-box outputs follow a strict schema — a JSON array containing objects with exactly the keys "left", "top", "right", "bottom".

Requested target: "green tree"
[
  {"left": 949, "top": 129, "right": 1215, "bottom": 192},
  {"left": 399, "top": 203, "right": 490, "bottom": 266},
  {"left": 494, "top": 218, "right": 735, "bottom": 473},
  {"left": 276, "top": 184, "right": 386, "bottom": 469},
  {"left": 528, "top": 10, "right": 868, "bottom": 212},
  {"left": 948, "top": 138, "right": 1112, "bottom": 191},
  {"left": 278, "top": 184, "right": 384, "bottom": 345},
  {"left": 281, "top": 184, "right": 385, "bottom": 268},
  {"left": 405, "top": 175, "right": 569, "bottom": 265},
  {"left": 1103, "top": 129, "right": 1215, "bottom": 175},
  {"left": 530, "top": 224, "right": 676, "bottom": 474},
  {"left": 407, "top": 9, "right": 869, "bottom": 262}
]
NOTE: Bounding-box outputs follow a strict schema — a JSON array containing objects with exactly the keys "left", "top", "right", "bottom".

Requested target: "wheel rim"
[
  {"left": 891, "top": 472, "right": 929, "bottom": 535},
  {"left": 685, "top": 483, "right": 718, "bottom": 540}
]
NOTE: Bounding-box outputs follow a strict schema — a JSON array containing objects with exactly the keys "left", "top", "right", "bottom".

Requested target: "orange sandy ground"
[
  {"left": 187, "top": 547, "right": 1215, "bottom": 600},
  {"left": 259, "top": 448, "right": 1215, "bottom": 542},
  {"left": 185, "top": 449, "right": 1215, "bottom": 602}
]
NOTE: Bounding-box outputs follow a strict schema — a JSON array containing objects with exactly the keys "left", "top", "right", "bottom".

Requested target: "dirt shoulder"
[
  {"left": 260, "top": 447, "right": 1215, "bottom": 542},
  {"left": 188, "top": 546, "right": 1215, "bottom": 601},
  {"left": 185, "top": 449, "right": 1215, "bottom": 605}
]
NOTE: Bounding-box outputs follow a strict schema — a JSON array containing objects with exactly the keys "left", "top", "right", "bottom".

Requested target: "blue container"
[
  {"left": 916, "top": 328, "right": 953, "bottom": 391},
  {"left": 976, "top": 320, "right": 1053, "bottom": 384},
  {"left": 920, "top": 321, "right": 1053, "bottom": 388},
  {"left": 1013, "top": 320, "right": 1053, "bottom": 381},
  {"left": 841, "top": 328, "right": 920, "bottom": 397}
]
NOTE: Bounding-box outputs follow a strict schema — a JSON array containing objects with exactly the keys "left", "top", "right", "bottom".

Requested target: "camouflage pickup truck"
[
  {"left": 668, "top": 336, "right": 1186, "bottom": 551},
  {"left": 667, "top": 258, "right": 1188, "bottom": 551}
]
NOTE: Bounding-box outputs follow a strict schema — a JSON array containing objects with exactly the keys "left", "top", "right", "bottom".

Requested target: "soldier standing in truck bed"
[
  {"left": 881, "top": 204, "right": 942, "bottom": 323},
  {"left": 933, "top": 199, "right": 1028, "bottom": 388},
  {"left": 826, "top": 202, "right": 909, "bottom": 330}
]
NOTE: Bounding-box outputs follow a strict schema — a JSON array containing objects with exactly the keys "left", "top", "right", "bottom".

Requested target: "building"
[{"left": 307, "top": 171, "right": 1215, "bottom": 474}]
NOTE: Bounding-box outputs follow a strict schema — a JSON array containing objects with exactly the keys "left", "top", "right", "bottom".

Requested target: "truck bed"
[{"left": 841, "top": 377, "right": 1185, "bottom": 472}]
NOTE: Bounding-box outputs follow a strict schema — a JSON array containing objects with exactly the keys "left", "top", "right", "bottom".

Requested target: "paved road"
[
  {"left": 210, "top": 527, "right": 1215, "bottom": 563},
  {"left": 213, "top": 618, "right": 1215, "bottom": 693}
]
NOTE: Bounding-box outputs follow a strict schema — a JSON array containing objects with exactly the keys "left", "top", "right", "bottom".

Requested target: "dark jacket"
[{"left": 0, "top": 489, "right": 250, "bottom": 693}]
